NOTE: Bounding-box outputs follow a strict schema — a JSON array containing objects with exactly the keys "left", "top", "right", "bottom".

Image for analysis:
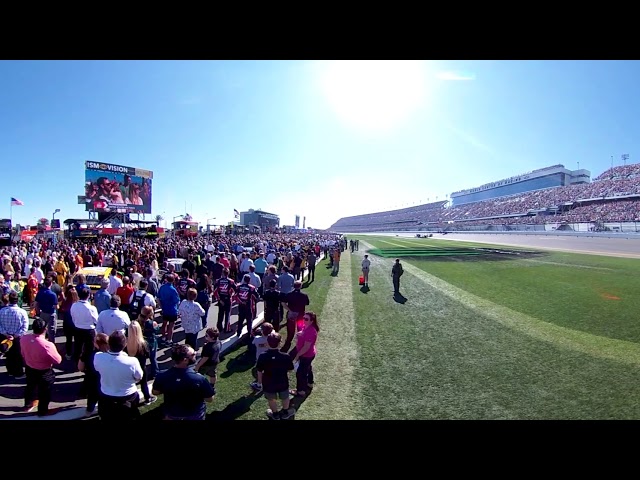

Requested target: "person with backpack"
[
  {"left": 195, "top": 276, "right": 211, "bottom": 330},
  {"left": 129, "top": 279, "right": 157, "bottom": 321},
  {"left": 138, "top": 305, "right": 160, "bottom": 380}
]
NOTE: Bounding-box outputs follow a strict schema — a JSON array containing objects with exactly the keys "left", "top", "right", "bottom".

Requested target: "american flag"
[{"left": 10, "top": 197, "right": 24, "bottom": 206}]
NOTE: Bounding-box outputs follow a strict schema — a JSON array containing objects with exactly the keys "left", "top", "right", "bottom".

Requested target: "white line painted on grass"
[
  {"left": 304, "top": 250, "right": 362, "bottom": 419},
  {"left": 517, "top": 259, "right": 614, "bottom": 271},
  {"left": 379, "top": 239, "right": 410, "bottom": 248},
  {"left": 359, "top": 240, "right": 640, "bottom": 367}
]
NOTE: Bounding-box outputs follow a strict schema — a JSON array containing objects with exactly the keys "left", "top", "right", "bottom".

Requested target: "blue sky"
[{"left": 1, "top": 60, "right": 638, "bottom": 229}]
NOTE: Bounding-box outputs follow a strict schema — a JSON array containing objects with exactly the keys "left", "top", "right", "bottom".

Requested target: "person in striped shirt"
[{"left": 0, "top": 291, "right": 29, "bottom": 378}]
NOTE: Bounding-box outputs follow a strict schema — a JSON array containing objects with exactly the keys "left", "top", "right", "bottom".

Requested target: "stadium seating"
[{"left": 329, "top": 164, "right": 640, "bottom": 231}]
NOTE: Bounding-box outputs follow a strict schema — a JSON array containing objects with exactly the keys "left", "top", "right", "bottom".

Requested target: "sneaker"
[
  {"left": 280, "top": 408, "right": 295, "bottom": 420},
  {"left": 266, "top": 409, "right": 280, "bottom": 420},
  {"left": 249, "top": 381, "right": 262, "bottom": 391},
  {"left": 22, "top": 403, "right": 37, "bottom": 413},
  {"left": 39, "top": 407, "right": 63, "bottom": 417},
  {"left": 144, "top": 396, "right": 158, "bottom": 405}
]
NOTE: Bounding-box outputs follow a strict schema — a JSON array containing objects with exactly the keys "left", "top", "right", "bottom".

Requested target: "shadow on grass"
[
  {"left": 206, "top": 391, "right": 263, "bottom": 420},
  {"left": 0, "top": 376, "right": 84, "bottom": 404},
  {"left": 284, "top": 388, "right": 313, "bottom": 420},
  {"left": 360, "top": 285, "right": 370, "bottom": 294},
  {"left": 393, "top": 292, "right": 407, "bottom": 304},
  {"left": 370, "top": 247, "right": 547, "bottom": 263},
  {"left": 220, "top": 349, "right": 255, "bottom": 379}
]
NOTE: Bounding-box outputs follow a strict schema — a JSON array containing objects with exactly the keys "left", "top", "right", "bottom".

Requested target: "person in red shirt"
[
  {"left": 116, "top": 276, "right": 136, "bottom": 318},
  {"left": 21, "top": 318, "right": 62, "bottom": 416}
]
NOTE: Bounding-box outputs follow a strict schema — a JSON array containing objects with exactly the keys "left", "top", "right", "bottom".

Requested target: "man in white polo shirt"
[
  {"left": 107, "top": 269, "right": 123, "bottom": 296},
  {"left": 70, "top": 287, "right": 98, "bottom": 363},
  {"left": 94, "top": 330, "right": 144, "bottom": 420},
  {"left": 96, "top": 295, "right": 131, "bottom": 336}
]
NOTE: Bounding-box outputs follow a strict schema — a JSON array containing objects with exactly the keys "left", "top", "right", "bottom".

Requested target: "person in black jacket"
[
  {"left": 262, "top": 279, "right": 281, "bottom": 331},
  {"left": 78, "top": 332, "right": 109, "bottom": 417},
  {"left": 213, "top": 269, "right": 236, "bottom": 332},
  {"left": 234, "top": 275, "right": 259, "bottom": 339},
  {"left": 196, "top": 276, "right": 211, "bottom": 330},
  {"left": 391, "top": 258, "right": 404, "bottom": 295}
]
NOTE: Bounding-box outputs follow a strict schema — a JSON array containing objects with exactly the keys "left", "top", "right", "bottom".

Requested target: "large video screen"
[{"left": 84, "top": 161, "right": 153, "bottom": 214}]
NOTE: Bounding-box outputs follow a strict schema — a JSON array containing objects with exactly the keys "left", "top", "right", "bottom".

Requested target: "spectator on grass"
[
  {"left": 262, "top": 279, "right": 281, "bottom": 331},
  {"left": 194, "top": 327, "right": 221, "bottom": 386},
  {"left": 256, "top": 332, "right": 295, "bottom": 420},
  {"left": 281, "top": 280, "right": 309, "bottom": 353},
  {"left": 391, "top": 259, "right": 403, "bottom": 295},
  {"left": 152, "top": 344, "right": 215, "bottom": 421},
  {"left": 252, "top": 322, "right": 273, "bottom": 364},
  {"left": 290, "top": 311, "right": 319, "bottom": 398},
  {"left": 250, "top": 322, "right": 274, "bottom": 391},
  {"left": 361, "top": 254, "right": 371, "bottom": 287}
]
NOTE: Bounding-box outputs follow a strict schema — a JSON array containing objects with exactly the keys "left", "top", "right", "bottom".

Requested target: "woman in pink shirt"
[{"left": 290, "top": 311, "right": 319, "bottom": 398}]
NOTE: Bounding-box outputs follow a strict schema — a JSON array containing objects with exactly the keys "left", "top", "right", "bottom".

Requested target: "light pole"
[
  {"left": 52, "top": 209, "right": 60, "bottom": 245},
  {"left": 206, "top": 217, "right": 216, "bottom": 240}
]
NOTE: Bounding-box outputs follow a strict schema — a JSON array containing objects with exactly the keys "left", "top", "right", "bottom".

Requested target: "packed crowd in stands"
[
  {"left": 0, "top": 230, "right": 345, "bottom": 419},
  {"left": 331, "top": 163, "right": 640, "bottom": 231},
  {"left": 594, "top": 164, "right": 640, "bottom": 181}
]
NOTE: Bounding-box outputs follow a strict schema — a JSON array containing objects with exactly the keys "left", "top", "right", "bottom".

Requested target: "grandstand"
[
  {"left": 329, "top": 162, "right": 640, "bottom": 233},
  {"left": 450, "top": 164, "right": 589, "bottom": 206}
]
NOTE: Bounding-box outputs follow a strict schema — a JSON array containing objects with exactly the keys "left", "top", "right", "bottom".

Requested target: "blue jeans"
[
  {"left": 41, "top": 312, "right": 57, "bottom": 345},
  {"left": 201, "top": 307, "right": 209, "bottom": 329},
  {"left": 148, "top": 342, "right": 159, "bottom": 378}
]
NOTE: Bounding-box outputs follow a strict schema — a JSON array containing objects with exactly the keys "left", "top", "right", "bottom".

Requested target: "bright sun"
[{"left": 319, "top": 60, "right": 430, "bottom": 133}]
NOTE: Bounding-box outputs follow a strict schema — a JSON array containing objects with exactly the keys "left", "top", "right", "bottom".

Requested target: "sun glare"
[{"left": 319, "top": 60, "right": 429, "bottom": 133}]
